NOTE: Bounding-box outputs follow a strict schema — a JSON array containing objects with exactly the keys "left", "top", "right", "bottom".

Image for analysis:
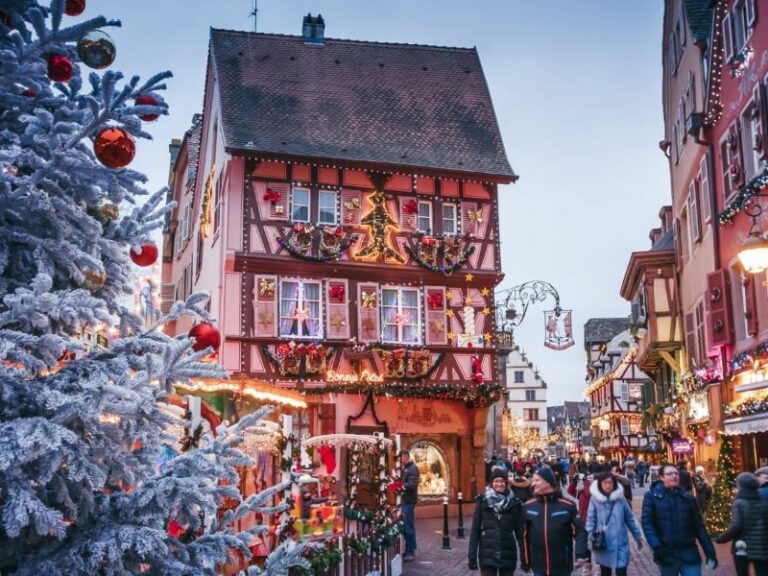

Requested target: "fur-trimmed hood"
[
  {"left": 589, "top": 480, "right": 624, "bottom": 503},
  {"left": 511, "top": 477, "right": 531, "bottom": 488}
]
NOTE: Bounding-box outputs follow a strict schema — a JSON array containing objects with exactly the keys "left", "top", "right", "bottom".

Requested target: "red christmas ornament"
[
  {"left": 48, "top": 54, "right": 73, "bottom": 83},
  {"left": 135, "top": 94, "right": 160, "bottom": 122},
  {"left": 129, "top": 243, "right": 158, "bottom": 267},
  {"left": 94, "top": 127, "right": 135, "bottom": 169},
  {"left": 188, "top": 322, "right": 221, "bottom": 353},
  {"left": 22, "top": 88, "right": 37, "bottom": 97},
  {"left": 65, "top": 0, "right": 86, "bottom": 16},
  {"left": 402, "top": 199, "right": 418, "bottom": 215}
]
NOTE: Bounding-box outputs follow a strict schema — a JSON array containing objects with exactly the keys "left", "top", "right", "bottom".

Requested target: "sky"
[{"left": 80, "top": 1, "right": 670, "bottom": 405}]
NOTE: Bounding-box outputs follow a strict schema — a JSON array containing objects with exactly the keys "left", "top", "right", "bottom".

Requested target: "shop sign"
[
  {"left": 326, "top": 369, "right": 383, "bottom": 385},
  {"left": 671, "top": 438, "right": 693, "bottom": 454},
  {"left": 724, "top": 413, "right": 768, "bottom": 435}
]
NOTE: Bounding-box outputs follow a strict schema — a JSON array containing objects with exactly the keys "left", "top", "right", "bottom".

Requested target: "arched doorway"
[{"left": 410, "top": 441, "right": 450, "bottom": 498}]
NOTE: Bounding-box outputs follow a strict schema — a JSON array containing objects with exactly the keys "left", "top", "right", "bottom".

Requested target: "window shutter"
[
  {"left": 399, "top": 197, "right": 417, "bottom": 232},
  {"left": 320, "top": 403, "right": 336, "bottom": 435},
  {"left": 733, "top": 122, "right": 745, "bottom": 187},
  {"left": 358, "top": 282, "right": 380, "bottom": 342},
  {"left": 706, "top": 269, "right": 733, "bottom": 349},
  {"left": 424, "top": 286, "right": 447, "bottom": 345},
  {"left": 678, "top": 7, "right": 686, "bottom": 47},
  {"left": 758, "top": 82, "right": 768, "bottom": 160},
  {"left": 723, "top": 12, "right": 734, "bottom": 61},
  {"left": 685, "top": 312, "right": 697, "bottom": 365},
  {"left": 253, "top": 275, "right": 278, "bottom": 337},
  {"left": 267, "top": 182, "right": 289, "bottom": 220},
  {"left": 461, "top": 201, "right": 478, "bottom": 236},
  {"left": 699, "top": 155, "right": 711, "bottom": 221},
  {"left": 341, "top": 189, "right": 362, "bottom": 225},
  {"left": 688, "top": 180, "right": 701, "bottom": 242},
  {"left": 746, "top": 0, "right": 756, "bottom": 27},
  {"left": 743, "top": 274, "right": 758, "bottom": 336},
  {"left": 673, "top": 217, "right": 683, "bottom": 264},
  {"left": 326, "top": 279, "right": 350, "bottom": 340}
]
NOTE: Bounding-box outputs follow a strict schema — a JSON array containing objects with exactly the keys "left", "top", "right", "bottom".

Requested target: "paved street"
[{"left": 404, "top": 488, "right": 735, "bottom": 576}]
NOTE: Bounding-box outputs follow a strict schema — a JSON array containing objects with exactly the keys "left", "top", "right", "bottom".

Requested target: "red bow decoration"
[
  {"left": 388, "top": 480, "right": 404, "bottom": 493},
  {"left": 167, "top": 519, "right": 183, "bottom": 538},
  {"left": 402, "top": 200, "right": 418, "bottom": 215},
  {"left": 263, "top": 187, "right": 282, "bottom": 203},
  {"left": 393, "top": 348, "right": 406, "bottom": 361},
  {"left": 329, "top": 284, "right": 345, "bottom": 302},
  {"left": 334, "top": 226, "right": 345, "bottom": 239},
  {"left": 277, "top": 343, "right": 291, "bottom": 357},
  {"left": 305, "top": 343, "right": 317, "bottom": 359},
  {"left": 293, "top": 223, "right": 305, "bottom": 233},
  {"left": 427, "top": 292, "right": 443, "bottom": 310},
  {"left": 420, "top": 235, "right": 436, "bottom": 246},
  {"left": 295, "top": 344, "right": 307, "bottom": 358}
]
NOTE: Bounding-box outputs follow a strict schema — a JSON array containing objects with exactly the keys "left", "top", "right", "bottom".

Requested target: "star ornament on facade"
[
  {"left": 483, "top": 332, "right": 492, "bottom": 342},
  {"left": 293, "top": 307, "right": 310, "bottom": 323},
  {"left": 330, "top": 313, "right": 346, "bottom": 328},
  {"left": 447, "top": 332, "right": 456, "bottom": 342},
  {"left": 445, "top": 291, "right": 454, "bottom": 302},
  {"left": 446, "top": 310, "right": 454, "bottom": 318},
  {"left": 464, "top": 273, "right": 474, "bottom": 283},
  {"left": 480, "top": 287, "right": 490, "bottom": 297},
  {"left": 481, "top": 307, "right": 491, "bottom": 316},
  {"left": 258, "top": 312, "right": 274, "bottom": 326}
]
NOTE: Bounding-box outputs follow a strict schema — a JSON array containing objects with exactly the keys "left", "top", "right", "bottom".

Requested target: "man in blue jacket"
[
  {"left": 399, "top": 449, "right": 420, "bottom": 562},
  {"left": 642, "top": 463, "right": 717, "bottom": 576}
]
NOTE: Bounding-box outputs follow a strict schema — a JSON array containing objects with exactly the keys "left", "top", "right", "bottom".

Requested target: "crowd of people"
[{"left": 468, "top": 458, "right": 768, "bottom": 576}]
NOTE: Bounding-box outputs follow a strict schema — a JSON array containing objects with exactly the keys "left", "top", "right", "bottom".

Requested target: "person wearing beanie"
[
  {"left": 715, "top": 472, "right": 768, "bottom": 576},
  {"left": 586, "top": 472, "right": 643, "bottom": 576},
  {"left": 756, "top": 466, "right": 768, "bottom": 501},
  {"left": 468, "top": 466, "right": 523, "bottom": 576},
  {"left": 521, "top": 467, "right": 590, "bottom": 575},
  {"left": 692, "top": 466, "right": 712, "bottom": 516}
]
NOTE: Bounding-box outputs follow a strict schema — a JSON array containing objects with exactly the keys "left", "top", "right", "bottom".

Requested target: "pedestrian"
[
  {"left": 468, "top": 467, "right": 524, "bottom": 576},
  {"left": 692, "top": 466, "right": 712, "bottom": 516},
  {"left": 586, "top": 472, "right": 644, "bottom": 576},
  {"left": 756, "top": 466, "right": 768, "bottom": 500},
  {"left": 713, "top": 472, "right": 768, "bottom": 576},
  {"left": 399, "top": 449, "right": 420, "bottom": 562},
  {"left": 623, "top": 456, "right": 636, "bottom": 488},
  {"left": 677, "top": 459, "right": 693, "bottom": 492},
  {"left": 642, "top": 462, "right": 718, "bottom": 576},
  {"left": 520, "top": 467, "right": 590, "bottom": 575},
  {"left": 511, "top": 474, "right": 533, "bottom": 502},
  {"left": 637, "top": 459, "right": 648, "bottom": 488},
  {"left": 610, "top": 464, "right": 632, "bottom": 503}
]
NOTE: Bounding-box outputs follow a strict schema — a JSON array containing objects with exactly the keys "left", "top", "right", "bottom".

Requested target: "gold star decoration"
[
  {"left": 465, "top": 273, "right": 474, "bottom": 283},
  {"left": 258, "top": 312, "right": 274, "bottom": 326},
  {"left": 483, "top": 332, "right": 492, "bottom": 342},
  {"left": 361, "top": 318, "right": 376, "bottom": 334},
  {"left": 447, "top": 332, "right": 456, "bottom": 342},
  {"left": 481, "top": 307, "right": 491, "bottom": 316},
  {"left": 361, "top": 291, "right": 377, "bottom": 308},
  {"left": 446, "top": 310, "right": 454, "bottom": 318},
  {"left": 330, "top": 314, "right": 347, "bottom": 329},
  {"left": 430, "top": 320, "right": 444, "bottom": 334},
  {"left": 480, "top": 287, "right": 490, "bottom": 297},
  {"left": 445, "top": 291, "right": 454, "bottom": 301}
]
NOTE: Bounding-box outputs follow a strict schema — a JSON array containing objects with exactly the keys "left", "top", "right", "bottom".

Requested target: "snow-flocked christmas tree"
[{"left": 0, "top": 2, "right": 306, "bottom": 574}]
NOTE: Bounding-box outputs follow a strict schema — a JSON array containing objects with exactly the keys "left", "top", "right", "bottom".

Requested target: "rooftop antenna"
[{"left": 251, "top": 0, "right": 258, "bottom": 32}]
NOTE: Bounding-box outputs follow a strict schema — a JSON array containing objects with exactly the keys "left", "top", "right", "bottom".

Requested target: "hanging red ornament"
[
  {"left": 188, "top": 322, "right": 220, "bottom": 353},
  {"left": 94, "top": 127, "right": 135, "bottom": 169},
  {"left": 135, "top": 94, "right": 160, "bottom": 122},
  {"left": 129, "top": 243, "right": 158, "bottom": 267},
  {"left": 48, "top": 54, "right": 73, "bottom": 83},
  {"left": 64, "top": 0, "right": 86, "bottom": 16}
]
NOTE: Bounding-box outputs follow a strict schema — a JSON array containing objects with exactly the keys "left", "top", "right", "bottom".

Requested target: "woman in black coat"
[{"left": 468, "top": 467, "right": 523, "bottom": 576}]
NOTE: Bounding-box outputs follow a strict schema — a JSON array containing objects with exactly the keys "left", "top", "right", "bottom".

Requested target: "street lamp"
[{"left": 737, "top": 204, "right": 768, "bottom": 273}]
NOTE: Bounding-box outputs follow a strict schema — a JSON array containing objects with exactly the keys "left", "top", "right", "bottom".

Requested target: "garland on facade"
[
  {"left": 729, "top": 44, "right": 754, "bottom": 78},
  {"left": 277, "top": 224, "right": 356, "bottom": 262},
  {"left": 717, "top": 167, "right": 768, "bottom": 224},
  {"left": 704, "top": 0, "right": 727, "bottom": 127},
  {"left": 263, "top": 342, "right": 333, "bottom": 377},
  {"left": 375, "top": 348, "right": 440, "bottom": 379},
  {"left": 304, "top": 380, "right": 503, "bottom": 407},
  {"left": 724, "top": 390, "right": 768, "bottom": 418},
  {"left": 404, "top": 234, "right": 475, "bottom": 275}
]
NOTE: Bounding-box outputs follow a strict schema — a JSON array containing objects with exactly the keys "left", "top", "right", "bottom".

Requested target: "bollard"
[
  {"left": 441, "top": 494, "right": 451, "bottom": 550},
  {"left": 457, "top": 491, "right": 465, "bottom": 539}
]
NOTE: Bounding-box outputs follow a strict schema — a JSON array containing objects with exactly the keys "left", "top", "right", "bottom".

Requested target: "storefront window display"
[{"left": 411, "top": 441, "right": 449, "bottom": 496}]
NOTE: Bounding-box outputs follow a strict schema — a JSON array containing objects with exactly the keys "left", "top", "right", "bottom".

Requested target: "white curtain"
[{"left": 280, "top": 281, "right": 299, "bottom": 335}]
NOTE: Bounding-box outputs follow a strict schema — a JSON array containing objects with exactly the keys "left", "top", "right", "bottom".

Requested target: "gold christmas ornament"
[
  {"left": 82, "top": 268, "right": 106, "bottom": 292},
  {"left": 361, "top": 291, "right": 377, "bottom": 308}
]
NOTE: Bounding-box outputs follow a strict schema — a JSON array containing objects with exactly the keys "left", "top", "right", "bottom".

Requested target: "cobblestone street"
[{"left": 404, "top": 488, "right": 736, "bottom": 576}]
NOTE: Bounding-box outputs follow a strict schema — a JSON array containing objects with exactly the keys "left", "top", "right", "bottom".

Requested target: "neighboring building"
[
  {"left": 546, "top": 401, "right": 592, "bottom": 459},
  {"left": 504, "top": 343, "right": 548, "bottom": 458},
  {"left": 162, "top": 16, "right": 516, "bottom": 501},
  {"left": 584, "top": 319, "right": 651, "bottom": 462}
]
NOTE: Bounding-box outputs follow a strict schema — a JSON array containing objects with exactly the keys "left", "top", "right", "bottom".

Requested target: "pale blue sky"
[{"left": 84, "top": 1, "right": 669, "bottom": 404}]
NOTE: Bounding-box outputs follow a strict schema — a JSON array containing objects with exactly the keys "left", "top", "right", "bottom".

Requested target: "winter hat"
[
  {"left": 534, "top": 467, "right": 557, "bottom": 489},
  {"left": 695, "top": 466, "right": 705, "bottom": 475},
  {"left": 755, "top": 466, "right": 768, "bottom": 476},
  {"left": 490, "top": 467, "right": 509, "bottom": 482},
  {"left": 735, "top": 472, "right": 759, "bottom": 490}
]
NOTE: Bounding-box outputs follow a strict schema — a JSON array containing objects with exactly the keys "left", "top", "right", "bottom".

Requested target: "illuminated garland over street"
[
  {"left": 304, "top": 381, "right": 503, "bottom": 407},
  {"left": 717, "top": 167, "right": 768, "bottom": 224}
]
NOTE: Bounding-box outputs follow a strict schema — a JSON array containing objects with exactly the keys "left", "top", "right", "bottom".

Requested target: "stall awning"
[
  {"left": 723, "top": 413, "right": 768, "bottom": 435},
  {"left": 175, "top": 377, "right": 307, "bottom": 409}
]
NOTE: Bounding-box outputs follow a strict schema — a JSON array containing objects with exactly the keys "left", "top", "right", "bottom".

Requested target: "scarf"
[{"left": 484, "top": 486, "right": 513, "bottom": 513}]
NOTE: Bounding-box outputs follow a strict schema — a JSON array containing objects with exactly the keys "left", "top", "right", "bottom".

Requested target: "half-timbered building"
[{"left": 162, "top": 16, "right": 515, "bottom": 502}]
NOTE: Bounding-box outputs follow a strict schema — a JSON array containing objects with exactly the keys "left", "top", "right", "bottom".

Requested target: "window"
[
  {"left": 291, "top": 187, "right": 310, "bottom": 222},
  {"left": 417, "top": 201, "right": 432, "bottom": 234},
  {"left": 723, "top": 12, "right": 734, "bottom": 62},
  {"left": 213, "top": 175, "right": 223, "bottom": 235},
  {"left": 525, "top": 408, "right": 539, "bottom": 421},
  {"left": 675, "top": 106, "right": 685, "bottom": 160},
  {"left": 279, "top": 280, "right": 322, "bottom": 338},
  {"left": 733, "top": 0, "right": 752, "bottom": 50},
  {"left": 699, "top": 155, "right": 711, "bottom": 221},
  {"left": 318, "top": 190, "right": 337, "bottom": 225},
  {"left": 619, "top": 382, "right": 629, "bottom": 402},
  {"left": 381, "top": 287, "right": 420, "bottom": 344},
  {"left": 720, "top": 130, "right": 737, "bottom": 201},
  {"left": 679, "top": 207, "right": 690, "bottom": 263},
  {"left": 525, "top": 390, "right": 536, "bottom": 401},
  {"left": 688, "top": 180, "right": 701, "bottom": 243},
  {"left": 514, "top": 370, "right": 525, "bottom": 383},
  {"left": 442, "top": 203, "right": 457, "bottom": 235},
  {"left": 695, "top": 301, "right": 707, "bottom": 363},
  {"left": 620, "top": 418, "right": 630, "bottom": 435},
  {"left": 741, "top": 101, "right": 762, "bottom": 180}
]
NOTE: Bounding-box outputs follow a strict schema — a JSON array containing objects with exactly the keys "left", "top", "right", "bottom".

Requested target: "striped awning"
[{"left": 723, "top": 413, "right": 768, "bottom": 435}]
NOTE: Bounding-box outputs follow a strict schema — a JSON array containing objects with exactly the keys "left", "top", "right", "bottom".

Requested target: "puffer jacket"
[
  {"left": 641, "top": 480, "right": 716, "bottom": 567},
  {"left": 521, "top": 492, "right": 589, "bottom": 575},
  {"left": 468, "top": 490, "right": 523, "bottom": 569},
  {"left": 714, "top": 486, "right": 768, "bottom": 560},
  {"left": 511, "top": 477, "right": 533, "bottom": 502},
  {"left": 401, "top": 460, "right": 420, "bottom": 505}
]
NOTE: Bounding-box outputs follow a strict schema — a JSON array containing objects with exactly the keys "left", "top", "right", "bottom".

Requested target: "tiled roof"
[
  {"left": 209, "top": 29, "right": 515, "bottom": 180},
  {"left": 583, "top": 317, "right": 630, "bottom": 345},
  {"left": 683, "top": 0, "right": 713, "bottom": 44},
  {"left": 651, "top": 227, "right": 675, "bottom": 252}
]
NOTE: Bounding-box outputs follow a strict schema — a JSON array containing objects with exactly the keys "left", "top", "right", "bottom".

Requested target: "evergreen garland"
[{"left": 705, "top": 434, "right": 736, "bottom": 534}]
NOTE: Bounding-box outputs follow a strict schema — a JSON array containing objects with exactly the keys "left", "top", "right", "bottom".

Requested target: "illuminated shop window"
[{"left": 410, "top": 441, "right": 449, "bottom": 496}]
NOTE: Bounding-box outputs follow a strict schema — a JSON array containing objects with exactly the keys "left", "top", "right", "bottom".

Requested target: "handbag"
[{"left": 591, "top": 502, "right": 615, "bottom": 551}]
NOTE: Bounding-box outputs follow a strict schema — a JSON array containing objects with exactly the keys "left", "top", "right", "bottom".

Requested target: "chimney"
[
  {"left": 658, "top": 205, "right": 673, "bottom": 233},
  {"left": 302, "top": 13, "right": 325, "bottom": 46},
  {"left": 649, "top": 227, "right": 662, "bottom": 246}
]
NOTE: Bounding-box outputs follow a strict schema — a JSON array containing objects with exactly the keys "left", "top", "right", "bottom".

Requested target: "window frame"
[
  {"left": 741, "top": 98, "right": 762, "bottom": 181},
  {"left": 441, "top": 203, "right": 458, "bottom": 236},
  {"left": 688, "top": 179, "right": 701, "bottom": 243},
  {"left": 723, "top": 12, "right": 735, "bottom": 62},
  {"left": 514, "top": 370, "right": 525, "bottom": 384},
  {"left": 525, "top": 389, "right": 536, "bottom": 401},
  {"left": 380, "top": 286, "right": 421, "bottom": 345},
  {"left": 720, "top": 130, "right": 736, "bottom": 203},
  {"left": 417, "top": 201, "right": 432, "bottom": 234},
  {"left": 278, "top": 279, "right": 323, "bottom": 339},
  {"left": 620, "top": 418, "right": 630, "bottom": 436},
  {"left": 317, "top": 190, "right": 338, "bottom": 225},
  {"left": 291, "top": 187, "right": 311, "bottom": 223},
  {"left": 699, "top": 155, "right": 711, "bottom": 222},
  {"left": 619, "top": 382, "right": 629, "bottom": 402}
]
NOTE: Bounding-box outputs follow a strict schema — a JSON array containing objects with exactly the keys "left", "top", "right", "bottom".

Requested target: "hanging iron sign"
[{"left": 543, "top": 308, "right": 574, "bottom": 350}]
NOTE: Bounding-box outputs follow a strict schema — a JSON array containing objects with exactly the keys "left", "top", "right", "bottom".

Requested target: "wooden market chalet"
[{"left": 162, "top": 16, "right": 516, "bottom": 502}]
